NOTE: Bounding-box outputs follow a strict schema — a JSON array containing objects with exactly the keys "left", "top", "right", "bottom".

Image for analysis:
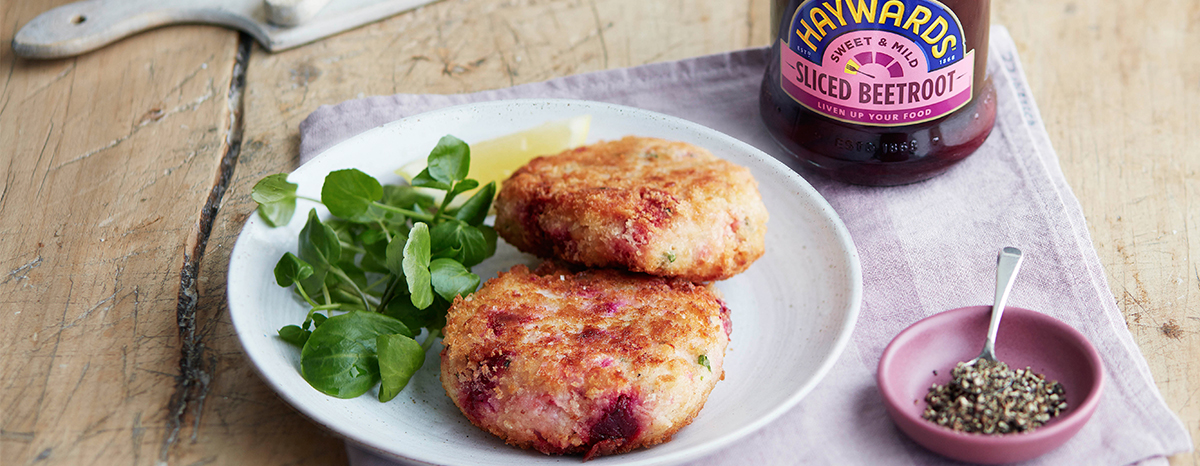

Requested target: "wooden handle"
[{"left": 12, "top": 0, "right": 268, "bottom": 60}]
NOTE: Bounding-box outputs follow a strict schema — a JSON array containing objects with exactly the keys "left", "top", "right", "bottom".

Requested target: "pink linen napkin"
[{"left": 298, "top": 26, "right": 1192, "bottom": 465}]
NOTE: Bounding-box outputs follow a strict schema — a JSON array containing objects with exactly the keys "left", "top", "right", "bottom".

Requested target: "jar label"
[{"left": 779, "top": 0, "right": 974, "bottom": 127}]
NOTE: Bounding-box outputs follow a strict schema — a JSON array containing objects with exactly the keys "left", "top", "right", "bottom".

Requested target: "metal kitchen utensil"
[{"left": 966, "top": 246, "right": 1025, "bottom": 366}]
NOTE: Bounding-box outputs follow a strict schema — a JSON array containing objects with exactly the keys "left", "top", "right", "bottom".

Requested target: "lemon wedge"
[{"left": 398, "top": 115, "right": 591, "bottom": 206}]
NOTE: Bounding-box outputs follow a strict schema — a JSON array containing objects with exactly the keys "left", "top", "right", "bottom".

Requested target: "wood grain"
[
  {"left": 2, "top": 0, "right": 1197, "bottom": 465},
  {"left": 995, "top": 2, "right": 1200, "bottom": 463},
  {"left": 0, "top": 0, "right": 241, "bottom": 464}
]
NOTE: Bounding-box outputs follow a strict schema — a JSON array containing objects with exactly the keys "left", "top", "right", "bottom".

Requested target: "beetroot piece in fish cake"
[
  {"left": 493, "top": 136, "right": 768, "bottom": 282},
  {"left": 439, "top": 263, "right": 731, "bottom": 459}
]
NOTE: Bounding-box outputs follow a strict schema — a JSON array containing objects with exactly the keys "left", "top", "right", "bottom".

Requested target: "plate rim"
[{"left": 228, "top": 98, "right": 863, "bottom": 465}]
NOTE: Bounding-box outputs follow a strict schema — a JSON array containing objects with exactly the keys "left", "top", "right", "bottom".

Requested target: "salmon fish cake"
[
  {"left": 493, "top": 136, "right": 768, "bottom": 282},
  {"left": 440, "top": 263, "right": 731, "bottom": 459}
]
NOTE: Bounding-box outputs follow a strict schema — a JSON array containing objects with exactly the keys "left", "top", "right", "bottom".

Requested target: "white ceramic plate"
[{"left": 228, "top": 99, "right": 862, "bottom": 466}]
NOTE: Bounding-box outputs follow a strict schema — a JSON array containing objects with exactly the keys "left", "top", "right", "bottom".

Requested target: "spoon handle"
[{"left": 984, "top": 247, "right": 1024, "bottom": 359}]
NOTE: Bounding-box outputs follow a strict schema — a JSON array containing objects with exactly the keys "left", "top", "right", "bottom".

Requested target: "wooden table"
[{"left": 1, "top": 0, "right": 1196, "bottom": 464}]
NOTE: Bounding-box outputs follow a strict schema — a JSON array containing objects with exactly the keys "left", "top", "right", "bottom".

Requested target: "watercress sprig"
[{"left": 254, "top": 135, "right": 497, "bottom": 401}]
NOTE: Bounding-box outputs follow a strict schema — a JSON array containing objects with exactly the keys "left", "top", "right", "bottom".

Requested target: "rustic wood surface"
[{"left": 0, "top": 0, "right": 1195, "bottom": 465}]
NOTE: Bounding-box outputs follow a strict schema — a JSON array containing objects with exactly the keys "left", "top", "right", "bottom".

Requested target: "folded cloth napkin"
[{"left": 298, "top": 26, "right": 1192, "bottom": 465}]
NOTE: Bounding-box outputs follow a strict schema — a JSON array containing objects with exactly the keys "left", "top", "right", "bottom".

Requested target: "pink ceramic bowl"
[{"left": 877, "top": 306, "right": 1103, "bottom": 464}]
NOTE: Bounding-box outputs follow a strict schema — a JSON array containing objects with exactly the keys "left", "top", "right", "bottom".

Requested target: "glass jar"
[{"left": 760, "top": 0, "right": 995, "bottom": 186}]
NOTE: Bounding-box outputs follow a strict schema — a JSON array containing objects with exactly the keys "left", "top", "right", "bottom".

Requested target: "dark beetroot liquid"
[{"left": 761, "top": 0, "right": 995, "bottom": 186}]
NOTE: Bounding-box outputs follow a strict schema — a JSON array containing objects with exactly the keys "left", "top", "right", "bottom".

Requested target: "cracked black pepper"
[{"left": 923, "top": 359, "right": 1067, "bottom": 434}]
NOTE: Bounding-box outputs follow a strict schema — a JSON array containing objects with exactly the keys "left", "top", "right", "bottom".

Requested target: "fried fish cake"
[
  {"left": 440, "top": 263, "right": 731, "bottom": 459},
  {"left": 493, "top": 136, "right": 768, "bottom": 282}
]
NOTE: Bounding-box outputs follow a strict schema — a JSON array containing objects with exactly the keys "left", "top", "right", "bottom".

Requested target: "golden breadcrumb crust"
[
  {"left": 493, "top": 136, "right": 768, "bottom": 282},
  {"left": 440, "top": 263, "right": 730, "bottom": 459}
]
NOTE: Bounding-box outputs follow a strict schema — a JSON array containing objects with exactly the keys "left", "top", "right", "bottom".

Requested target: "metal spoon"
[{"left": 969, "top": 247, "right": 1025, "bottom": 365}]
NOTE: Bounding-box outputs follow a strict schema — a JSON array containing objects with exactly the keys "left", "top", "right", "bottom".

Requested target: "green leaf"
[
  {"left": 430, "top": 221, "right": 489, "bottom": 267},
  {"left": 359, "top": 239, "right": 390, "bottom": 275},
  {"left": 426, "top": 135, "right": 470, "bottom": 184},
  {"left": 298, "top": 210, "right": 341, "bottom": 267},
  {"left": 480, "top": 225, "right": 498, "bottom": 259},
  {"left": 297, "top": 210, "right": 341, "bottom": 292},
  {"left": 328, "top": 219, "right": 357, "bottom": 248},
  {"left": 383, "top": 290, "right": 418, "bottom": 325},
  {"left": 300, "top": 311, "right": 412, "bottom": 398},
  {"left": 383, "top": 232, "right": 409, "bottom": 276},
  {"left": 450, "top": 179, "right": 480, "bottom": 195},
  {"left": 335, "top": 258, "right": 369, "bottom": 290},
  {"left": 381, "top": 184, "right": 436, "bottom": 210},
  {"left": 366, "top": 184, "right": 433, "bottom": 225},
  {"left": 428, "top": 221, "right": 460, "bottom": 251},
  {"left": 698, "top": 354, "right": 711, "bottom": 371},
  {"left": 403, "top": 223, "right": 433, "bottom": 309},
  {"left": 454, "top": 181, "right": 496, "bottom": 226},
  {"left": 304, "top": 312, "right": 328, "bottom": 330},
  {"left": 252, "top": 174, "right": 298, "bottom": 203},
  {"left": 252, "top": 174, "right": 299, "bottom": 227},
  {"left": 279, "top": 325, "right": 311, "bottom": 347},
  {"left": 274, "top": 252, "right": 314, "bottom": 287},
  {"left": 439, "top": 178, "right": 481, "bottom": 209},
  {"left": 321, "top": 169, "right": 383, "bottom": 219},
  {"left": 258, "top": 199, "right": 297, "bottom": 228},
  {"left": 385, "top": 295, "right": 451, "bottom": 332},
  {"left": 377, "top": 334, "right": 425, "bottom": 402},
  {"left": 411, "top": 169, "right": 450, "bottom": 190},
  {"left": 410, "top": 203, "right": 430, "bottom": 219},
  {"left": 430, "top": 258, "right": 479, "bottom": 302},
  {"left": 358, "top": 228, "right": 387, "bottom": 245},
  {"left": 301, "top": 338, "right": 378, "bottom": 398}
]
